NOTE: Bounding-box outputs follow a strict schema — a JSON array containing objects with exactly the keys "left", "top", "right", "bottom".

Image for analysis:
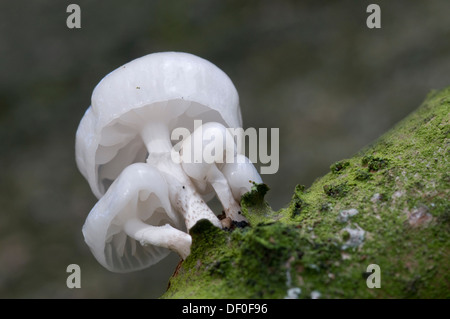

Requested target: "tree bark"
[{"left": 162, "top": 87, "right": 450, "bottom": 298}]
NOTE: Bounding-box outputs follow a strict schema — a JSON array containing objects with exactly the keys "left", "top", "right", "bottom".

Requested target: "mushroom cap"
[
  {"left": 82, "top": 162, "right": 185, "bottom": 273},
  {"left": 181, "top": 122, "right": 237, "bottom": 183},
  {"left": 221, "top": 154, "right": 263, "bottom": 201},
  {"left": 76, "top": 52, "right": 242, "bottom": 198},
  {"left": 180, "top": 121, "right": 238, "bottom": 203}
]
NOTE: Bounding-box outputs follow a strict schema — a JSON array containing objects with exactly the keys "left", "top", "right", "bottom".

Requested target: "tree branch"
[{"left": 163, "top": 87, "right": 450, "bottom": 298}]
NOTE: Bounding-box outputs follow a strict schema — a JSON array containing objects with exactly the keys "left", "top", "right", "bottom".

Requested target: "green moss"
[
  {"left": 330, "top": 160, "right": 350, "bottom": 174},
  {"left": 163, "top": 87, "right": 450, "bottom": 299},
  {"left": 362, "top": 155, "right": 389, "bottom": 172},
  {"left": 342, "top": 230, "right": 351, "bottom": 241},
  {"left": 165, "top": 220, "right": 303, "bottom": 298},
  {"left": 288, "top": 184, "right": 308, "bottom": 218},
  {"left": 240, "top": 183, "right": 277, "bottom": 225},
  {"left": 355, "top": 169, "right": 372, "bottom": 181},
  {"left": 319, "top": 202, "right": 332, "bottom": 212},
  {"left": 323, "top": 182, "right": 350, "bottom": 198}
]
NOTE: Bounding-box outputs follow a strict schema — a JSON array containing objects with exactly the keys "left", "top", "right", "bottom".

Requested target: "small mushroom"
[
  {"left": 180, "top": 122, "right": 245, "bottom": 222},
  {"left": 180, "top": 122, "right": 262, "bottom": 223},
  {"left": 82, "top": 163, "right": 191, "bottom": 273},
  {"left": 221, "top": 153, "right": 263, "bottom": 201},
  {"left": 75, "top": 52, "right": 243, "bottom": 230}
]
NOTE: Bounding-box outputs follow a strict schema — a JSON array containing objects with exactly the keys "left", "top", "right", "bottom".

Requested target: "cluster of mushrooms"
[{"left": 75, "top": 52, "right": 262, "bottom": 273}]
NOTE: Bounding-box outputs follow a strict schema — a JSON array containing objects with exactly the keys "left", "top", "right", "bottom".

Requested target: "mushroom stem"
[
  {"left": 124, "top": 218, "right": 192, "bottom": 260},
  {"left": 207, "top": 165, "right": 247, "bottom": 223},
  {"left": 140, "top": 121, "right": 173, "bottom": 154},
  {"left": 140, "top": 122, "right": 222, "bottom": 230}
]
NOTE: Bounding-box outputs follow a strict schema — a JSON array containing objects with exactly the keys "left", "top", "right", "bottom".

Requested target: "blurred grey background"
[{"left": 0, "top": 0, "right": 449, "bottom": 298}]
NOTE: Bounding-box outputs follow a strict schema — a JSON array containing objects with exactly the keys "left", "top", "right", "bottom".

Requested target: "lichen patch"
[{"left": 405, "top": 206, "right": 433, "bottom": 228}]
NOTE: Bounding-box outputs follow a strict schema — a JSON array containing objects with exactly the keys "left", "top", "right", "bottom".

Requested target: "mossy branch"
[{"left": 163, "top": 87, "right": 450, "bottom": 298}]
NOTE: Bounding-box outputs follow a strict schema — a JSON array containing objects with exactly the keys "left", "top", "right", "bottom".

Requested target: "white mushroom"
[
  {"left": 82, "top": 163, "right": 191, "bottom": 273},
  {"left": 179, "top": 122, "right": 263, "bottom": 223},
  {"left": 222, "top": 153, "right": 263, "bottom": 201},
  {"left": 180, "top": 122, "right": 247, "bottom": 222},
  {"left": 75, "top": 52, "right": 243, "bottom": 230}
]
